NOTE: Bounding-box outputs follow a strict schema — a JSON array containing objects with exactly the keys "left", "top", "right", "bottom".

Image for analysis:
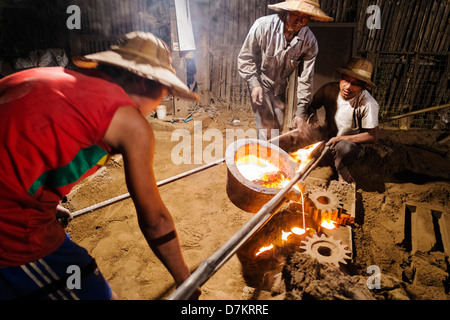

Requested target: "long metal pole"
[
  {"left": 71, "top": 157, "right": 225, "bottom": 218},
  {"left": 167, "top": 144, "right": 329, "bottom": 300},
  {"left": 72, "top": 129, "right": 299, "bottom": 218},
  {"left": 381, "top": 103, "right": 450, "bottom": 122}
]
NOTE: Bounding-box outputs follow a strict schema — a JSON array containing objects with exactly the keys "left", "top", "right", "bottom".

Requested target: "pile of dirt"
[
  {"left": 353, "top": 138, "right": 450, "bottom": 189},
  {"left": 345, "top": 128, "right": 450, "bottom": 300},
  {"left": 280, "top": 253, "right": 375, "bottom": 300},
  {"left": 277, "top": 250, "right": 449, "bottom": 300}
]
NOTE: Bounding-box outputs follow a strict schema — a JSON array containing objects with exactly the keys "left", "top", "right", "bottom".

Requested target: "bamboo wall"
[
  {"left": 68, "top": 0, "right": 170, "bottom": 57},
  {"left": 1, "top": 0, "right": 448, "bottom": 128},
  {"left": 204, "top": 0, "right": 279, "bottom": 109},
  {"left": 205, "top": 0, "right": 449, "bottom": 128},
  {"left": 356, "top": 0, "right": 448, "bottom": 53},
  {"left": 354, "top": 0, "right": 449, "bottom": 128}
]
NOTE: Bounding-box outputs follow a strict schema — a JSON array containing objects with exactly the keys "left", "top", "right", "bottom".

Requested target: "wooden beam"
[{"left": 284, "top": 68, "right": 298, "bottom": 131}]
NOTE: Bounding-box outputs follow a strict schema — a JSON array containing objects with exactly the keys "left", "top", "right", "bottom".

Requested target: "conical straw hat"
[{"left": 268, "top": 0, "right": 333, "bottom": 22}]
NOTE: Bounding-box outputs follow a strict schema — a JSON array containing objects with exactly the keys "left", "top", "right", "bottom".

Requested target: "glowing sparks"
[
  {"left": 255, "top": 244, "right": 274, "bottom": 256},
  {"left": 290, "top": 141, "right": 322, "bottom": 172},
  {"left": 321, "top": 219, "right": 337, "bottom": 229},
  {"left": 258, "top": 226, "right": 307, "bottom": 256}
]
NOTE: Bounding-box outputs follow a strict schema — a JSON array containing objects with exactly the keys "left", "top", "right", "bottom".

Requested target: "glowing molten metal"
[
  {"left": 291, "top": 227, "right": 306, "bottom": 235},
  {"left": 236, "top": 155, "right": 290, "bottom": 189},
  {"left": 290, "top": 141, "right": 323, "bottom": 172},
  {"left": 256, "top": 227, "right": 307, "bottom": 256},
  {"left": 281, "top": 227, "right": 306, "bottom": 241},
  {"left": 238, "top": 142, "right": 324, "bottom": 257},
  {"left": 236, "top": 142, "right": 322, "bottom": 190},
  {"left": 320, "top": 219, "right": 336, "bottom": 230},
  {"left": 255, "top": 244, "right": 274, "bottom": 256}
]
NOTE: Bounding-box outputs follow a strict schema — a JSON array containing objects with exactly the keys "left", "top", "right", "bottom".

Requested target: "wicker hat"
[
  {"left": 336, "top": 57, "right": 376, "bottom": 88},
  {"left": 73, "top": 32, "right": 199, "bottom": 101},
  {"left": 268, "top": 0, "right": 333, "bottom": 22}
]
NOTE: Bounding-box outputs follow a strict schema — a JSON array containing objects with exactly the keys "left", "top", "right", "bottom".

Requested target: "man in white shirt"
[
  {"left": 296, "top": 57, "right": 379, "bottom": 182},
  {"left": 238, "top": 0, "right": 333, "bottom": 140}
]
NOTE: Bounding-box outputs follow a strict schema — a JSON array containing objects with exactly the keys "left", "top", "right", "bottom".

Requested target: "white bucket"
[{"left": 156, "top": 105, "right": 167, "bottom": 120}]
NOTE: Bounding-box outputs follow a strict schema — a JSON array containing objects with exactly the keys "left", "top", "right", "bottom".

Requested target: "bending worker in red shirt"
[{"left": 0, "top": 32, "right": 200, "bottom": 300}]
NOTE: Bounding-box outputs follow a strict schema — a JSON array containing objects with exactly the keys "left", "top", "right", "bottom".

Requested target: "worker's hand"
[
  {"left": 292, "top": 114, "right": 318, "bottom": 130},
  {"left": 56, "top": 204, "right": 73, "bottom": 228},
  {"left": 251, "top": 86, "right": 263, "bottom": 106},
  {"left": 291, "top": 115, "right": 308, "bottom": 130},
  {"left": 326, "top": 136, "right": 341, "bottom": 149}
]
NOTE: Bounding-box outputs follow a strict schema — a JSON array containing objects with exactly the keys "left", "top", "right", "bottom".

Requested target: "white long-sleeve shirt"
[{"left": 237, "top": 14, "right": 318, "bottom": 112}]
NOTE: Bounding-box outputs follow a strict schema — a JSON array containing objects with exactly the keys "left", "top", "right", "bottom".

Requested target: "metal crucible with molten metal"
[{"left": 168, "top": 139, "right": 329, "bottom": 300}]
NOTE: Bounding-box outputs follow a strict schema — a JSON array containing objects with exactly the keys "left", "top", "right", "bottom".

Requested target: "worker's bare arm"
[
  {"left": 327, "top": 126, "right": 379, "bottom": 148},
  {"left": 103, "top": 106, "right": 191, "bottom": 286}
]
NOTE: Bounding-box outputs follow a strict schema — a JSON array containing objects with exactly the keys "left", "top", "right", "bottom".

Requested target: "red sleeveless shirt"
[{"left": 0, "top": 67, "right": 136, "bottom": 266}]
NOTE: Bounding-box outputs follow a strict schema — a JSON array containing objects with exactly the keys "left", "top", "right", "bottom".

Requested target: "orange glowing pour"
[
  {"left": 281, "top": 227, "right": 307, "bottom": 242},
  {"left": 255, "top": 244, "right": 274, "bottom": 256},
  {"left": 290, "top": 141, "right": 323, "bottom": 172},
  {"left": 243, "top": 142, "right": 323, "bottom": 257}
]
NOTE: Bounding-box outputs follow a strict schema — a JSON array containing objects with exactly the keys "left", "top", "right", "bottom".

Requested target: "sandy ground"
[{"left": 65, "top": 106, "right": 450, "bottom": 300}]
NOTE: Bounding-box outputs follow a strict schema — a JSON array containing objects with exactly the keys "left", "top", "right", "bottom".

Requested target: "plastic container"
[{"left": 156, "top": 105, "right": 167, "bottom": 120}]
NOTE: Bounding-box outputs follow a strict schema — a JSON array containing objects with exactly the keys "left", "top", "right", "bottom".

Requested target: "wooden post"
[
  {"left": 169, "top": 1, "right": 191, "bottom": 118},
  {"left": 191, "top": 0, "right": 210, "bottom": 106},
  {"left": 284, "top": 67, "right": 298, "bottom": 131}
]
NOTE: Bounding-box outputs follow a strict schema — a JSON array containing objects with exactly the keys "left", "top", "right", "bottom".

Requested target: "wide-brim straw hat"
[
  {"left": 73, "top": 31, "right": 199, "bottom": 101},
  {"left": 336, "top": 57, "right": 376, "bottom": 88},
  {"left": 268, "top": 0, "right": 333, "bottom": 22}
]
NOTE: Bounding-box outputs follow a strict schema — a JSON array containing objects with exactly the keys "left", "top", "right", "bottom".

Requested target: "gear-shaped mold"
[
  {"left": 299, "top": 233, "right": 351, "bottom": 266},
  {"left": 308, "top": 189, "right": 343, "bottom": 213}
]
